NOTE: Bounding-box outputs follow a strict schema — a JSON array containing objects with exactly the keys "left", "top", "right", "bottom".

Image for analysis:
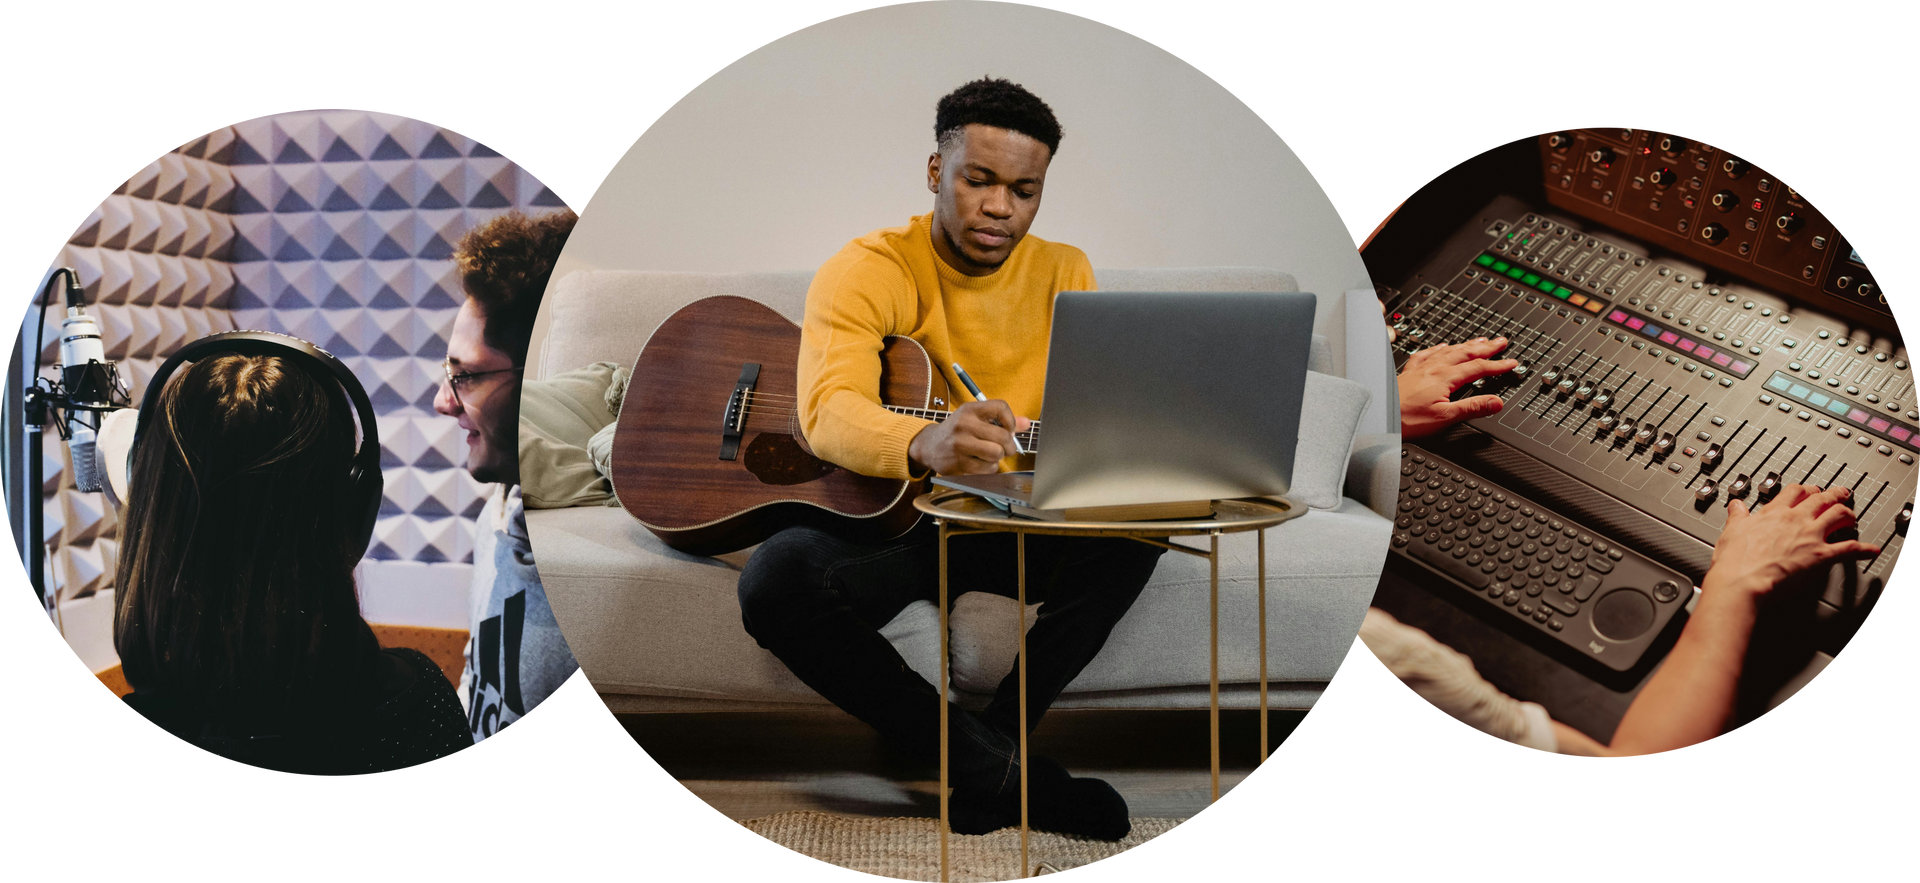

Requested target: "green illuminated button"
[
  {"left": 1493, "top": 260, "right": 1511, "bottom": 273},
  {"left": 1523, "top": 273, "right": 1542, "bottom": 286},
  {"left": 1552, "top": 287, "right": 1571, "bottom": 299},
  {"left": 1476, "top": 254, "right": 1496, "bottom": 266},
  {"left": 1507, "top": 267, "right": 1525, "bottom": 280},
  {"left": 1538, "top": 280, "right": 1559, "bottom": 294}
]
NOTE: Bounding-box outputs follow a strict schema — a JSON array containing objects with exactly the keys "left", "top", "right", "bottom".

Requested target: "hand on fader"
[
  {"left": 1398, "top": 337, "right": 1520, "bottom": 439},
  {"left": 1707, "top": 485, "right": 1881, "bottom": 600}
]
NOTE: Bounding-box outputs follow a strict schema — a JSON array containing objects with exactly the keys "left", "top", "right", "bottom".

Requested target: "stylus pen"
[{"left": 950, "top": 362, "right": 1028, "bottom": 455}]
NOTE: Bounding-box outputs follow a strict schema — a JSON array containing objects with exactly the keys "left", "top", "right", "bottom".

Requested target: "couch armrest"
[{"left": 1345, "top": 433, "right": 1401, "bottom": 519}]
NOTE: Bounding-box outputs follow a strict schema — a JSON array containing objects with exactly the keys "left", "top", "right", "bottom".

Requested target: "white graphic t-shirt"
[{"left": 460, "top": 485, "right": 578, "bottom": 741}]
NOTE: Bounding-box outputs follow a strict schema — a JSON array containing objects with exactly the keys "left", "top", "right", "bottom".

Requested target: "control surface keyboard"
[{"left": 1392, "top": 445, "right": 1695, "bottom": 672}]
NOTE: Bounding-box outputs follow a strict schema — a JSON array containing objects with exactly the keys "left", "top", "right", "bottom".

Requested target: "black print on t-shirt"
[{"left": 468, "top": 589, "right": 527, "bottom": 739}]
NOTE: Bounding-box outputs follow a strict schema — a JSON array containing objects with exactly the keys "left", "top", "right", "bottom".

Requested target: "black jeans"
[{"left": 738, "top": 521, "right": 1165, "bottom": 791}]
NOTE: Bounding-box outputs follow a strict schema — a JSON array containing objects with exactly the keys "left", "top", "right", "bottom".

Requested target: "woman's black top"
[{"left": 124, "top": 647, "right": 473, "bottom": 775}]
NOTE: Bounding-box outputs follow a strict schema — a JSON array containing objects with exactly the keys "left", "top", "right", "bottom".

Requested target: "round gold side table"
[{"left": 914, "top": 489, "right": 1304, "bottom": 880}]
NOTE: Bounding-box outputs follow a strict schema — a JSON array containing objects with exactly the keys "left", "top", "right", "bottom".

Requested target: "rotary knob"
[
  {"left": 1649, "top": 167, "right": 1679, "bottom": 189},
  {"left": 1589, "top": 146, "right": 1616, "bottom": 166},
  {"left": 1657, "top": 134, "right": 1688, "bottom": 153},
  {"left": 1759, "top": 472, "right": 1781, "bottom": 497},
  {"left": 1710, "top": 190, "right": 1738, "bottom": 213},
  {"left": 1776, "top": 213, "right": 1804, "bottom": 233},
  {"left": 1548, "top": 132, "right": 1575, "bottom": 150},
  {"left": 1701, "top": 443, "right": 1723, "bottom": 468},
  {"left": 1722, "top": 157, "right": 1750, "bottom": 178},
  {"left": 1700, "top": 223, "right": 1730, "bottom": 245},
  {"left": 1729, "top": 473, "right": 1751, "bottom": 497},
  {"left": 1695, "top": 480, "right": 1719, "bottom": 502},
  {"left": 1653, "top": 432, "right": 1676, "bottom": 455}
]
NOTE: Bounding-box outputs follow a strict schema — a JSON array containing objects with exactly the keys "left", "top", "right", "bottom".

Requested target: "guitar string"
[
  {"left": 737, "top": 392, "right": 1041, "bottom": 432},
  {"left": 731, "top": 394, "right": 1040, "bottom": 445}
]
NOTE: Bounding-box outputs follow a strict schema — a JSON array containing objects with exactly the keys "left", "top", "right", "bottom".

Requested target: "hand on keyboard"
[
  {"left": 1708, "top": 484, "right": 1881, "bottom": 600},
  {"left": 1399, "top": 337, "right": 1520, "bottom": 439}
]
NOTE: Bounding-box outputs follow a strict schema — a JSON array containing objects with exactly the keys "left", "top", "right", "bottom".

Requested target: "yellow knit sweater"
[{"left": 797, "top": 213, "right": 1095, "bottom": 479}]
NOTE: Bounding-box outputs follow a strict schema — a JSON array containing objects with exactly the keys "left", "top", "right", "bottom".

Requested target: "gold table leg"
[
  {"left": 1209, "top": 531, "right": 1220, "bottom": 803},
  {"left": 938, "top": 520, "right": 950, "bottom": 883},
  {"left": 1259, "top": 528, "right": 1268, "bottom": 763},
  {"left": 1017, "top": 531, "right": 1029, "bottom": 879}
]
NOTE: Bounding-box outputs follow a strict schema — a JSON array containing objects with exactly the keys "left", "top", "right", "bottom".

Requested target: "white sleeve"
[{"left": 1359, "top": 608, "right": 1559, "bottom": 753}]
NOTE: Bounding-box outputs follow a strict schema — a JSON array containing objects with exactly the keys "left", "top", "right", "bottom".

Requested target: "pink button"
[
  {"left": 1626, "top": 317, "right": 1646, "bottom": 330},
  {"left": 1713, "top": 353, "right": 1733, "bottom": 366},
  {"left": 1677, "top": 339, "right": 1697, "bottom": 352},
  {"left": 1870, "top": 417, "right": 1892, "bottom": 433},
  {"left": 1731, "top": 360, "right": 1752, "bottom": 374},
  {"left": 1892, "top": 428, "right": 1912, "bottom": 442},
  {"left": 1848, "top": 409, "right": 1871, "bottom": 424},
  {"left": 1659, "top": 331, "right": 1680, "bottom": 344},
  {"left": 1697, "top": 346, "right": 1717, "bottom": 359}
]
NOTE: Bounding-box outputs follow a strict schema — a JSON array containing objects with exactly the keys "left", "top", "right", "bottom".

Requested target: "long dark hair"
[{"left": 113, "top": 354, "right": 380, "bottom": 715}]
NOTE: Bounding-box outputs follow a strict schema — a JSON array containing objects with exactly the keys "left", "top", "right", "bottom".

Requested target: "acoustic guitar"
[{"left": 612, "top": 296, "right": 1041, "bottom": 555}]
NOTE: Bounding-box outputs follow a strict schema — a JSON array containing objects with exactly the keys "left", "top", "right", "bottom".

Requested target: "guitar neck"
[{"left": 884, "top": 405, "right": 1042, "bottom": 450}]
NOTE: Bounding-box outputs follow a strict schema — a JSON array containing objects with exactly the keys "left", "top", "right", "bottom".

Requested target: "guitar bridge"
[{"left": 720, "top": 362, "right": 761, "bottom": 460}]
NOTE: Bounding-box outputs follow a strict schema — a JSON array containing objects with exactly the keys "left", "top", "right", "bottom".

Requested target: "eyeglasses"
[{"left": 442, "top": 357, "right": 524, "bottom": 408}]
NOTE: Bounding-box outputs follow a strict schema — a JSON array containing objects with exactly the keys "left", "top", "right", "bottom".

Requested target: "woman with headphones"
[{"left": 113, "top": 332, "right": 472, "bottom": 774}]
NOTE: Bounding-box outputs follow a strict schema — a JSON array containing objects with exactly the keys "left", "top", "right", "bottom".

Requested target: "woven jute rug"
[{"left": 740, "top": 811, "right": 1182, "bottom": 881}]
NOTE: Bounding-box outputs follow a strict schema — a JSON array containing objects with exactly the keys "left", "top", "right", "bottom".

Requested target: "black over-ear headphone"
[{"left": 132, "top": 331, "right": 384, "bottom": 560}]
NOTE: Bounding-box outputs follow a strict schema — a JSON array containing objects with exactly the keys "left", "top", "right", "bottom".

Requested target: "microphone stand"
[{"left": 16, "top": 267, "right": 125, "bottom": 615}]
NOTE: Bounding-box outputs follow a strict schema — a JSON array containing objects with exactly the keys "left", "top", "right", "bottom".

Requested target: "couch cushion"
[
  {"left": 530, "top": 497, "right": 1386, "bottom": 705},
  {"left": 520, "top": 362, "right": 624, "bottom": 509},
  {"left": 1287, "top": 372, "right": 1371, "bottom": 510}
]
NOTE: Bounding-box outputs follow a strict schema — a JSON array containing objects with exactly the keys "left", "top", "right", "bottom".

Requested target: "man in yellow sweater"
[{"left": 738, "top": 78, "right": 1162, "bottom": 841}]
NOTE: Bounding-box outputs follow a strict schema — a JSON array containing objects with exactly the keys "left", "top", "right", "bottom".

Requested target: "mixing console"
[{"left": 1378, "top": 133, "right": 1905, "bottom": 669}]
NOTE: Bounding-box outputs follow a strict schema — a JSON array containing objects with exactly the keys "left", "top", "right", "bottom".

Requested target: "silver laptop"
[{"left": 934, "top": 290, "right": 1315, "bottom": 515}]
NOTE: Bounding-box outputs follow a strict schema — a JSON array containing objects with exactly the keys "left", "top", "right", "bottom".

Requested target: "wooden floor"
[{"left": 620, "top": 707, "right": 1306, "bottom": 821}]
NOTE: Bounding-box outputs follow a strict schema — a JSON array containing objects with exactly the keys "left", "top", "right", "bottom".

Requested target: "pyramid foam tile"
[
  {"left": 273, "top": 159, "right": 322, "bottom": 197},
  {"left": 274, "top": 115, "right": 328, "bottom": 163},
  {"left": 154, "top": 256, "right": 189, "bottom": 307},
  {"left": 58, "top": 488, "right": 115, "bottom": 545},
  {"left": 126, "top": 252, "right": 162, "bottom": 305},
  {"left": 96, "top": 196, "right": 135, "bottom": 253}
]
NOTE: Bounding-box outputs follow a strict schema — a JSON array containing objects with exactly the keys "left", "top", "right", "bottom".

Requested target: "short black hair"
[{"left": 934, "top": 77, "right": 1062, "bottom": 156}]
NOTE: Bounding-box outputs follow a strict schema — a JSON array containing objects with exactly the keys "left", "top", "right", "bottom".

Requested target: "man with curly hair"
[
  {"left": 737, "top": 78, "right": 1159, "bottom": 840},
  {"left": 438, "top": 208, "right": 581, "bottom": 741}
]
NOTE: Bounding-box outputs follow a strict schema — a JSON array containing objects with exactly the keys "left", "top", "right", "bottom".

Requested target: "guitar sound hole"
[{"left": 743, "top": 433, "right": 840, "bottom": 485}]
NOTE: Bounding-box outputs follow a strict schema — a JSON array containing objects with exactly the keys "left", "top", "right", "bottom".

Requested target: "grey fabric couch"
[{"left": 528, "top": 267, "right": 1395, "bottom": 713}]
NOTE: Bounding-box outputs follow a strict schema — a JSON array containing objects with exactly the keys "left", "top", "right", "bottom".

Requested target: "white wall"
[{"left": 534, "top": 1, "right": 1372, "bottom": 371}]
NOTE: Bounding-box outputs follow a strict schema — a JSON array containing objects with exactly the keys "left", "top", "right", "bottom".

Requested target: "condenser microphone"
[{"left": 54, "top": 273, "right": 122, "bottom": 493}]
